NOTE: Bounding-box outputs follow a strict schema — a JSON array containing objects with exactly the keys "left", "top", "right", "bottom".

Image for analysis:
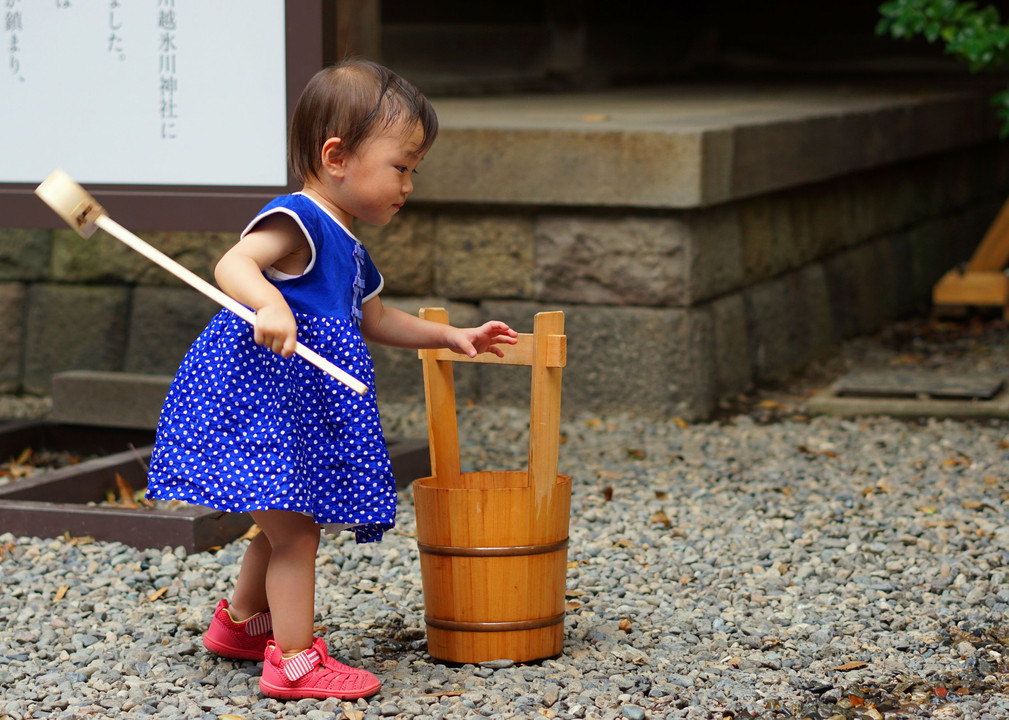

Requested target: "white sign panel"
[{"left": 1, "top": 1, "right": 288, "bottom": 187}]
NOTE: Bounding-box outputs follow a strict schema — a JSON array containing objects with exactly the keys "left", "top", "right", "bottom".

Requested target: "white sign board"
[{"left": 2, "top": 0, "right": 289, "bottom": 187}]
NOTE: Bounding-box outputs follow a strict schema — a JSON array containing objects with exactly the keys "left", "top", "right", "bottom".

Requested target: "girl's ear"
[{"left": 320, "top": 137, "right": 347, "bottom": 178}]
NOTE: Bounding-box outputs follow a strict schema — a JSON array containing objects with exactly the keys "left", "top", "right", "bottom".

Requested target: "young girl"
[{"left": 146, "top": 59, "right": 517, "bottom": 701}]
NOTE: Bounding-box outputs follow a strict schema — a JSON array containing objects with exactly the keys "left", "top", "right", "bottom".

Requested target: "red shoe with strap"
[
  {"left": 260, "top": 636, "right": 381, "bottom": 700},
  {"left": 202, "top": 599, "right": 273, "bottom": 661}
]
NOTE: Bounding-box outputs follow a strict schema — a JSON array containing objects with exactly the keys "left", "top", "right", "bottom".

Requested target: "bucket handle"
[{"left": 418, "top": 308, "right": 566, "bottom": 495}]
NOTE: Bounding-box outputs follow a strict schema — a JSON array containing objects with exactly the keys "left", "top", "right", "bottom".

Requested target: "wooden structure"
[
  {"left": 933, "top": 196, "right": 1009, "bottom": 319},
  {"left": 412, "top": 308, "right": 570, "bottom": 664}
]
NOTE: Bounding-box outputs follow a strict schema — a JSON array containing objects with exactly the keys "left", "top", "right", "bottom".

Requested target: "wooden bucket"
[{"left": 413, "top": 309, "right": 569, "bottom": 664}]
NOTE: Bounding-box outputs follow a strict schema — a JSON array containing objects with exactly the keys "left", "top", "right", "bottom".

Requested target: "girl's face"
[{"left": 334, "top": 121, "right": 427, "bottom": 226}]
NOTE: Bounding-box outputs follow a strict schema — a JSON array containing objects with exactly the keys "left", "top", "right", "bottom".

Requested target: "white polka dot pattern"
[{"left": 146, "top": 310, "right": 396, "bottom": 544}]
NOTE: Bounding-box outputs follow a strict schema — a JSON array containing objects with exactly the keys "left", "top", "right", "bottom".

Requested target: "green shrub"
[{"left": 877, "top": 0, "right": 1009, "bottom": 135}]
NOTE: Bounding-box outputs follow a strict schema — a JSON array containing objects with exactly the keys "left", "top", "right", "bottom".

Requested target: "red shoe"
[
  {"left": 202, "top": 599, "right": 273, "bottom": 661},
  {"left": 260, "top": 637, "right": 381, "bottom": 700}
]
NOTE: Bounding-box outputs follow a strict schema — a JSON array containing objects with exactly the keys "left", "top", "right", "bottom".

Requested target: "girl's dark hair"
[{"left": 288, "top": 59, "right": 439, "bottom": 183}]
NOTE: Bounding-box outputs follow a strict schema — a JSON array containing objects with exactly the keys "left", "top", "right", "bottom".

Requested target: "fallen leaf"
[
  {"left": 564, "top": 601, "right": 582, "bottom": 611},
  {"left": 313, "top": 624, "right": 328, "bottom": 634},
  {"left": 0, "top": 541, "right": 15, "bottom": 560},
  {"left": 962, "top": 501, "right": 995, "bottom": 511},
  {"left": 934, "top": 686, "right": 948, "bottom": 698},
  {"left": 61, "top": 532, "right": 94, "bottom": 546},
  {"left": 53, "top": 585, "right": 69, "bottom": 603},
  {"left": 619, "top": 619, "right": 632, "bottom": 632},
  {"left": 218, "top": 715, "right": 246, "bottom": 720},
  {"left": 651, "top": 509, "right": 672, "bottom": 527},
  {"left": 849, "top": 694, "right": 865, "bottom": 707},
  {"left": 566, "top": 561, "right": 580, "bottom": 569},
  {"left": 625, "top": 447, "right": 646, "bottom": 460},
  {"left": 240, "top": 524, "right": 261, "bottom": 541},
  {"left": 758, "top": 400, "right": 784, "bottom": 410},
  {"left": 866, "top": 706, "right": 884, "bottom": 720},
  {"left": 917, "top": 506, "right": 938, "bottom": 515},
  {"left": 146, "top": 587, "right": 169, "bottom": 603},
  {"left": 115, "top": 473, "right": 139, "bottom": 508},
  {"left": 724, "top": 656, "right": 741, "bottom": 668},
  {"left": 673, "top": 417, "right": 689, "bottom": 429},
  {"left": 602, "top": 486, "right": 614, "bottom": 502},
  {"left": 655, "top": 491, "right": 669, "bottom": 500},
  {"left": 830, "top": 661, "right": 868, "bottom": 672}
]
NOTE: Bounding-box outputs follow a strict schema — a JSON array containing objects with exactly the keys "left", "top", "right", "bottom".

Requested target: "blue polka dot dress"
[{"left": 146, "top": 193, "right": 396, "bottom": 543}]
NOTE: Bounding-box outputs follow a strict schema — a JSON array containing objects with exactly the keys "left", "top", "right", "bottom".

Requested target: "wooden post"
[{"left": 335, "top": 0, "right": 381, "bottom": 61}]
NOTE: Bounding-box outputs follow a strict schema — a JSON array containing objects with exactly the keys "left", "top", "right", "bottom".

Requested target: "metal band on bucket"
[
  {"left": 424, "top": 611, "right": 566, "bottom": 633},
  {"left": 417, "top": 537, "right": 569, "bottom": 557}
]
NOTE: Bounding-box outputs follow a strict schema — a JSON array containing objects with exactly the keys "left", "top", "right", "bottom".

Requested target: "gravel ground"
[{"left": 3, "top": 316, "right": 1009, "bottom": 720}]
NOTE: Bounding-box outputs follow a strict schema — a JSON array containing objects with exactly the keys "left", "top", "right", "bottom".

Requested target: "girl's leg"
[
  {"left": 229, "top": 529, "right": 272, "bottom": 620},
  {"left": 249, "top": 509, "right": 321, "bottom": 655}
]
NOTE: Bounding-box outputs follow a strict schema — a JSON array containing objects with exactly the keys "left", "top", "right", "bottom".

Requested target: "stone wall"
[{"left": 2, "top": 140, "right": 1005, "bottom": 419}]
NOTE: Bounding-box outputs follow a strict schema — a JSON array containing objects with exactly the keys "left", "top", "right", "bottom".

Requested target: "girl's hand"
[
  {"left": 447, "top": 321, "right": 519, "bottom": 358},
  {"left": 254, "top": 302, "right": 298, "bottom": 357}
]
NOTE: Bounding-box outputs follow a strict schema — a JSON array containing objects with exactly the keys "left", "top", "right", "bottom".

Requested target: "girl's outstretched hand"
[{"left": 448, "top": 321, "right": 518, "bottom": 358}]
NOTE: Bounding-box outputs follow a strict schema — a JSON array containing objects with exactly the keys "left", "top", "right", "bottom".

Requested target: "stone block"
[
  {"left": 481, "top": 301, "right": 716, "bottom": 419},
  {"left": 743, "top": 264, "right": 836, "bottom": 384},
  {"left": 52, "top": 229, "right": 236, "bottom": 286},
  {"left": 367, "top": 298, "right": 483, "bottom": 405},
  {"left": 743, "top": 275, "right": 804, "bottom": 384},
  {"left": 0, "top": 283, "right": 26, "bottom": 393},
  {"left": 534, "top": 214, "right": 689, "bottom": 306},
  {"left": 434, "top": 214, "right": 535, "bottom": 300},
  {"left": 738, "top": 196, "right": 794, "bottom": 284},
  {"left": 707, "top": 292, "right": 752, "bottom": 398},
  {"left": 839, "top": 243, "right": 888, "bottom": 338},
  {"left": 795, "top": 263, "right": 836, "bottom": 362},
  {"left": 355, "top": 212, "right": 436, "bottom": 295},
  {"left": 871, "top": 233, "right": 916, "bottom": 320},
  {"left": 124, "top": 287, "right": 220, "bottom": 375},
  {"left": 688, "top": 206, "right": 744, "bottom": 303},
  {"left": 51, "top": 370, "right": 173, "bottom": 430},
  {"left": 0, "top": 228, "right": 51, "bottom": 282},
  {"left": 23, "top": 284, "right": 131, "bottom": 394}
]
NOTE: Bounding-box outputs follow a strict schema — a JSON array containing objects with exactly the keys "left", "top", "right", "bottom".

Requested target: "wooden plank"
[
  {"left": 967, "top": 195, "right": 1009, "bottom": 272},
  {"left": 933, "top": 269, "right": 1009, "bottom": 307},
  {"left": 835, "top": 371, "right": 1005, "bottom": 400}
]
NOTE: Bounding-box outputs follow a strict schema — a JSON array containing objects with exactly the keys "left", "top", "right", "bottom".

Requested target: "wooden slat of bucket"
[
  {"left": 529, "top": 311, "right": 565, "bottom": 515},
  {"left": 414, "top": 472, "right": 572, "bottom": 664},
  {"left": 419, "top": 308, "right": 461, "bottom": 487}
]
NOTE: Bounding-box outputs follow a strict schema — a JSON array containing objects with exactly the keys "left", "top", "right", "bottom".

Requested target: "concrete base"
[
  {"left": 3, "top": 83, "right": 1008, "bottom": 418},
  {"left": 808, "top": 376, "right": 1009, "bottom": 419}
]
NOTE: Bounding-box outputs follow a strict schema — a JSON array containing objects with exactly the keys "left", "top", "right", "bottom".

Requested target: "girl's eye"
[{"left": 395, "top": 166, "right": 408, "bottom": 173}]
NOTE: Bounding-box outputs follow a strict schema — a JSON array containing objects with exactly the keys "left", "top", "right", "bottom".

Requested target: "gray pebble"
[{"left": 6, "top": 338, "right": 1009, "bottom": 720}]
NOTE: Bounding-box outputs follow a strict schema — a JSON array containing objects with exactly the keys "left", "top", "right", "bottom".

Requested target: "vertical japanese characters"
[
  {"left": 158, "top": 0, "right": 177, "bottom": 140},
  {"left": 6, "top": 0, "right": 23, "bottom": 83}
]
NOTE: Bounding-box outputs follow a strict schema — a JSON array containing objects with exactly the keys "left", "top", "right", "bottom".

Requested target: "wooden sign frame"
[{"left": 0, "top": 1, "right": 330, "bottom": 233}]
